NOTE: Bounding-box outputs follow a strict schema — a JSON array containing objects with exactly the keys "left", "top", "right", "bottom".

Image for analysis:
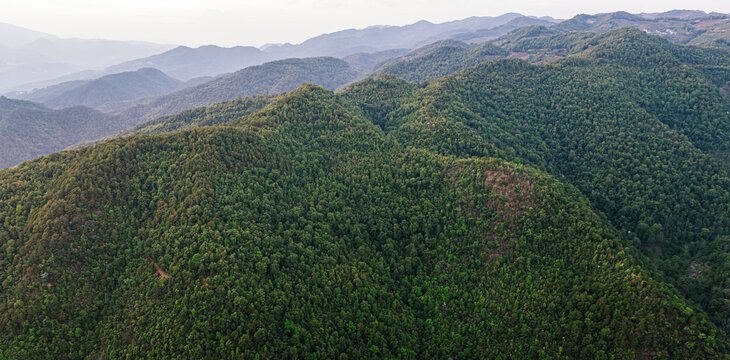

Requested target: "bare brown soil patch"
[
  {"left": 142, "top": 253, "right": 170, "bottom": 279},
  {"left": 448, "top": 163, "right": 535, "bottom": 259}
]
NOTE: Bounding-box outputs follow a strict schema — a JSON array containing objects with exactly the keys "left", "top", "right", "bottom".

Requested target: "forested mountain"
[
  {"left": 0, "top": 102, "right": 131, "bottom": 169},
  {"left": 378, "top": 22, "right": 730, "bottom": 89},
  {"left": 639, "top": 10, "right": 721, "bottom": 20},
  {"left": 553, "top": 11, "right": 730, "bottom": 48},
  {"left": 0, "top": 84, "right": 727, "bottom": 359},
  {"left": 342, "top": 27, "right": 730, "bottom": 332},
  {"left": 105, "top": 45, "right": 273, "bottom": 81},
  {"left": 113, "top": 57, "right": 359, "bottom": 124},
  {"left": 369, "top": 11, "right": 730, "bottom": 82},
  {"left": 1, "top": 10, "right": 730, "bottom": 359},
  {"left": 376, "top": 40, "right": 509, "bottom": 82},
  {"left": 13, "top": 68, "right": 183, "bottom": 110},
  {"left": 111, "top": 27, "right": 730, "bottom": 334},
  {"left": 0, "top": 96, "right": 46, "bottom": 118}
]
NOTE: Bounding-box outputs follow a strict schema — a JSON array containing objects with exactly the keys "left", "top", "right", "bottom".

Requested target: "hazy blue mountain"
[
  {"left": 0, "top": 96, "right": 46, "bottom": 118},
  {"left": 0, "top": 22, "right": 57, "bottom": 47},
  {"left": 0, "top": 61, "right": 78, "bottom": 93},
  {"left": 14, "top": 68, "right": 183, "bottom": 110},
  {"left": 113, "top": 57, "right": 359, "bottom": 124},
  {"left": 105, "top": 45, "right": 273, "bottom": 81},
  {"left": 262, "top": 13, "right": 552, "bottom": 58},
  {"left": 450, "top": 16, "right": 559, "bottom": 43},
  {"left": 19, "top": 37, "right": 173, "bottom": 70},
  {"left": 342, "top": 48, "right": 410, "bottom": 71},
  {"left": 0, "top": 22, "right": 174, "bottom": 92}
]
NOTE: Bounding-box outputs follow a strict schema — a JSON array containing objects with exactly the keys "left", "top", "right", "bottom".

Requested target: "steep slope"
[
  {"left": 114, "top": 57, "right": 359, "bottom": 124},
  {"left": 0, "top": 105, "right": 131, "bottom": 169},
  {"left": 377, "top": 40, "right": 509, "bottom": 83},
  {"left": 0, "top": 96, "right": 46, "bottom": 118},
  {"left": 119, "top": 95, "right": 273, "bottom": 136},
  {"left": 105, "top": 45, "right": 272, "bottom": 81},
  {"left": 16, "top": 68, "right": 182, "bottom": 110},
  {"left": 340, "top": 29, "right": 730, "bottom": 331},
  {"left": 0, "top": 85, "right": 725, "bottom": 359}
]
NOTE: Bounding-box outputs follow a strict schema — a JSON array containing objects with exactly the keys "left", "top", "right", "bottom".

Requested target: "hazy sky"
[{"left": 1, "top": 0, "right": 729, "bottom": 47}]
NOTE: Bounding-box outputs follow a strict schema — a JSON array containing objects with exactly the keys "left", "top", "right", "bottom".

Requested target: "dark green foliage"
[
  {"left": 347, "top": 28, "right": 730, "bottom": 332},
  {"left": 495, "top": 30, "right": 595, "bottom": 58},
  {"left": 1, "top": 25, "right": 730, "bottom": 359},
  {"left": 0, "top": 85, "right": 726, "bottom": 358},
  {"left": 123, "top": 95, "right": 274, "bottom": 136},
  {"left": 337, "top": 75, "right": 421, "bottom": 130}
]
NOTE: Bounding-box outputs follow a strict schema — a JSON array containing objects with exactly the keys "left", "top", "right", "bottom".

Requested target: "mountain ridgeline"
[
  {"left": 105, "top": 45, "right": 273, "bottom": 81},
  {"left": 14, "top": 67, "right": 183, "bottom": 110},
  {"left": 113, "top": 57, "right": 360, "bottom": 123}
]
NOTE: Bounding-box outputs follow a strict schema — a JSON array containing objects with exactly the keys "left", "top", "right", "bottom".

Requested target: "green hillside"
[
  {"left": 0, "top": 21, "right": 729, "bottom": 360},
  {"left": 0, "top": 104, "right": 130, "bottom": 169},
  {"left": 0, "top": 85, "right": 726, "bottom": 359},
  {"left": 377, "top": 40, "right": 509, "bottom": 83},
  {"left": 341, "top": 28, "right": 730, "bottom": 332}
]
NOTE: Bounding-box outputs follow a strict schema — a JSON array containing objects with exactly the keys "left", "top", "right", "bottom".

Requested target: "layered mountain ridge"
[{"left": 0, "top": 12, "right": 729, "bottom": 359}]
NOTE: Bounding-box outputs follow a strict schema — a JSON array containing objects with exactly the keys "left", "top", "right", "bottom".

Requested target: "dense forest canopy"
[{"left": 0, "top": 24, "right": 729, "bottom": 359}]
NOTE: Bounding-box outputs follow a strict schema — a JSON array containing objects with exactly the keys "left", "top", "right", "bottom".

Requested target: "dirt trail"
[{"left": 142, "top": 253, "right": 170, "bottom": 279}]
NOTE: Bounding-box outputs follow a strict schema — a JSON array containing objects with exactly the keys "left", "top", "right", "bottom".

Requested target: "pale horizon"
[{"left": 1, "top": 0, "right": 729, "bottom": 48}]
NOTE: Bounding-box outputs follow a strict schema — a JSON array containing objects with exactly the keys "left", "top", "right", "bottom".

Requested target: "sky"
[{"left": 1, "top": 0, "right": 729, "bottom": 47}]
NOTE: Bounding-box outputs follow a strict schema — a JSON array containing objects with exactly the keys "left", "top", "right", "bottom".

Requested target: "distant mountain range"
[
  {"left": 105, "top": 45, "right": 272, "bottom": 81},
  {"left": 7, "top": 10, "right": 729, "bottom": 97},
  {"left": 553, "top": 11, "right": 730, "bottom": 47},
  {"left": 1, "top": 9, "right": 729, "bottom": 171},
  {"left": 262, "top": 13, "right": 558, "bottom": 58},
  {"left": 0, "top": 22, "right": 174, "bottom": 92},
  {"left": 1, "top": 14, "right": 558, "bottom": 92},
  {"left": 113, "top": 57, "right": 359, "bottom": 123},
  {"left": 10, "top": 68, "right": 184, "bottom": 110}
]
